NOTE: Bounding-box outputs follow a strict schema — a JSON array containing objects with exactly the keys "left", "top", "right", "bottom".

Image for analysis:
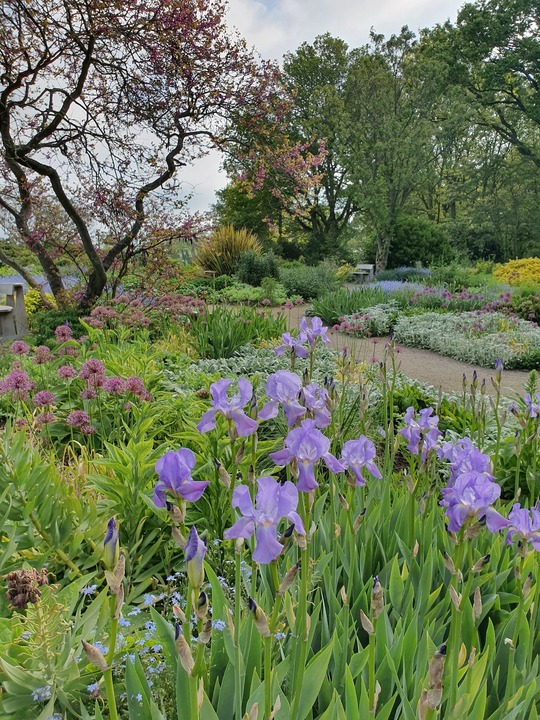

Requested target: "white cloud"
[{"left": 186, "top": 0, "right": 466, "bottom": 213}]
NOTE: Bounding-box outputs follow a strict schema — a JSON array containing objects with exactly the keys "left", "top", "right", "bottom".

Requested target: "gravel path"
[{"left": 280, "top": 305, "right": 531, "bottom": 400}]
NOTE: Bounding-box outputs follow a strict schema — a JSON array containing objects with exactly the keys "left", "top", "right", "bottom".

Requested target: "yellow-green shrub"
[
  {"left": 24, "top": 287, "right": 56, "bottom": 316},
  {"left": 194, "top": 225, "right": 262, "bottom": 276},
  {"left": 493, "top": 257, "right": 540, "bottom": 286}
]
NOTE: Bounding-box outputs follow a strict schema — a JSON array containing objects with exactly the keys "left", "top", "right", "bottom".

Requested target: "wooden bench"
[
  {"left": 351, "top": 264, "right": 374, "bottom": 284},
  {"left": 0, "top": 283, "right": 29, "bottom": 339}
]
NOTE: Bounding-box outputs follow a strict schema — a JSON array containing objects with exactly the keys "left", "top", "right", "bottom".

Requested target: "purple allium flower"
[
  {"left": 340, "top": 437, "right": 382, "bottom": 486},
  {"left": 270, "top": 418, "right": 344, "bottom": 492},
  {"left": 275, "top": 331, "right": 309, "bottom": 359},
  {"left": 399, "top": 407, "right": 441, "bottom": 461},
  {"left": 185, "top": 526, "right": 206, "bottom": 588},
  {"left": 80, "top": 423, "right": 96, "bottom": 435},
  {"left": 0, "top": 369, "right": 35, "bottom": 400},
  {"left": 102, "top": 377, "right": 127, "bottom": 394},
  {"left": 58, "top": 364, "right": 77, "bottom": 379},
  {"left": 10, "top": 340, "right": 30, "bottom": 355},
  {"left": 66, "top": 410, "right": 91, "bottom": 428},
  {"left": 224, "top": 476, "right": 305, "bottom": 563},
  {"left": 153, "top": 448, "right": 209, "bottom": 507},
  {"left": 81, "top": 388, "right": 97, "bottom": 400},
  {"left": 524, "top": 393, "right": 540, "bottom": 418},
  {"left": 301, "top": 383, "right": 331, "bottom": 428},
  {"left": 55, "top": 323, "right": 73, "bottom": 343},
  {"left": 125, "top": 376, "right": 152, "bottom": 401},
  {"left": 32, "top": 390, "right": 56, "bottom": 407},
  {"left": 440, "top": 470, "right": 501, "bottom": 532},
  {"left": 299, "top": 316, "right": 330, "bottom": 346},
  {"left": 33, "top": 345, "right": 53, "bottom": 364},
  {"left": 259, "top": 370, "right": 306, "bottom": 426},
  {"left": 103, "top": 518, "right": 119, "bottom": 570},
  {"left": 79, "top": 359, "right": 106, "bottom": 380},
  {"left": 36, "top": 411, "right": 55, "bottom": 425},
  {"left": 197, "top": 378, "right": 258, "bottom": 437},
  {"left": 486, "top": 503, "right": 540, "bottom": 550}
]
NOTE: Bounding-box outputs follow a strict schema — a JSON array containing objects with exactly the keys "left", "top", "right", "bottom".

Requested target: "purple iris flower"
[
  {"left": 185, "top": 526, "right": 207, "bottom": 588},
  {"left": 299, "top": 316, "right": 330, "bottom": 346},
  {"left": 153, "top": 449, "right": 209, "bottom": 507},
  {"left": 259, "top": 370, "right": 306, "bottom": 426},
  {"left": 270, "top": 419, "right": 344, "bottom": 492},
  {"left": 524, "top": 393, "right": 540, "bottom": 418},
  {"left": 486, "top": 503, "right": 540, "bottom": 551},
  {"left": 275, "top": 331, "right": 309, "bottom": 359},
  {"left": 438, "top": 438, "right": 492, "bottom": 485},
  {"left": 224, "top": 476, "right": 305, "bottom": 563},
  {"left": 399, "top": 407, "right": 441, "bottom": 461},
  {"left": 440, "top": 470, "right": 501, "bottom": 532},
  {"left": 197, "top": 378, "right": 258, "bottom": 437},
  {"left": 340, "top": 437, "right": 382, "bottom": 486},
  {"left": 301, "top": 383, "right": 331, "bottom": 428}
]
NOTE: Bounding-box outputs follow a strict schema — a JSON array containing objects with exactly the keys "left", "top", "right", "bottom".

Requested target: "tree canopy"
[{"left": 0, "top": 0, "right": 306, "bottom": 305}]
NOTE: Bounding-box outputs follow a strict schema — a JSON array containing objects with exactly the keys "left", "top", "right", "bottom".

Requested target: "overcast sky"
[{"left": 186, "top": 0, "right": 467, "bottom": 213}]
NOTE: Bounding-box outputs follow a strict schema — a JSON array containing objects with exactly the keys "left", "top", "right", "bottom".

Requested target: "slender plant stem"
[
  {"left": 290, "top": 494, "right": 310, "bottom": 720},
  {"left": 368, "top": 619, "right": 377, "bottom": 714},
  {"left": 104, "top": 595, "right": 119, "bottom": 720},
  {"left": 234, "top": 551, "right": 243, "bottom": 720},
  {"left": 446, "top": 539, "right": 464, "bottom": 710}
]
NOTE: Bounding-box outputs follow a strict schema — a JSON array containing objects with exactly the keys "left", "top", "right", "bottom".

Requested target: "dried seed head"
[
  {"left": 234, "top": 442, "right": 246, "bottom": 465},
  {"left": 6, "top": 568, "right": 47, "bottom": 609},
  {"left": 371, "top": 576, "right": 384, "bottom": 619},
  {"left": 277, "top": 562, "right": 300, "bottom": 596},
  {"left": 426, "top": 643, "right": 446, "bottom": 708},
  {"left": 166, "top": 501, "right": 185, "bottom": 524},
  {"left": 175, "top": 624, "right": 194, "bottom": 675},
  {"left": 442, "top": 551, "right": 456, "bottom": 575},
  {"left": 522, "top": 572, "right": 533, "bottom": 599},
  {"left": 353, "top": 508, "right": 367, "bottom": 535},
  {"left": 82, "top": 640, "right": 109, "bottom": 671},
  {"left": 360, "top": 609, "right": 374, "bottom": 635},
  {"left": 471, "top": 554, "right": 490, "bottom": 573},
  {"left": 199, "top": 619, "right": 212, "bottom": 644},
  {"left": 173, "top": 604, "right": 188, "bottom": 624},
  {"left": 196, "top": 591, "right": 209, "bottom": 620},
  {"left": 171, "top": 526, "right": 186, "bottom": 547},
  {"left": 449, "top": 585, "right": 462, "bottom": 612},
  {"left": 113, "top": 583, "right": 124, "bottom": 619},
  {"left": 247, "top": 598, "right": 271, "bottom": 637},
  {"left": 472, "top": 587, "right": 482, "bottom": 624},
  {"left": 215, "top": 459, "right": 231, "bottom": 489}
]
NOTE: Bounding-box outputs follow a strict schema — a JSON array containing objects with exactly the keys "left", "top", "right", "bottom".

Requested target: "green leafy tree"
[
  {"left": 345, "top": 28, "right": 439, "bottom": 271},
  {"left": 428, "top": 0, "right": 540, "bottom": 169}
]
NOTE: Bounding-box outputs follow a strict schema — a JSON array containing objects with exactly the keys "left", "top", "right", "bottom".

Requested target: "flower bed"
[
  {"left": 1, "top": 312, "right": 540, "bottom": 719},
  {"left": 394, "top": 311, "right": 540, "bottom": 366}
]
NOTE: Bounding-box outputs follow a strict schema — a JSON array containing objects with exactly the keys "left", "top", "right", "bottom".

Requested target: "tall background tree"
[{"left": 0, "top": 0, "right": 309, "bottom": 307}]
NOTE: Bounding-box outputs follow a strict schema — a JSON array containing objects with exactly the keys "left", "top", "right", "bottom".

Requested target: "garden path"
[{"left": 279, "top": 305, "right": 532, "bottom": 400}]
